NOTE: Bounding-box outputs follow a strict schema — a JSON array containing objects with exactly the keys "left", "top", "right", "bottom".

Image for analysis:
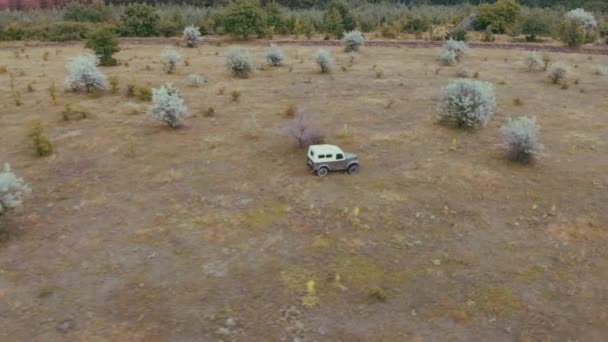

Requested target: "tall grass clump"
[
  {"left": 438, "top": 79, "right": 496, "bottom": 128},
  {"left": 225, "top": 47, "right": 254, "bottom": 78},
  {"left": 525, "top": 51, "right": 543, "bottom": 71},
  {"left": 548, "top": 63, "right": 570, "bottom": 84},
  {"left": 0, "top": 163, "right": 31, "bottom": 215},
  {"left": 438, "top": 39, "right": 468, "bottom": 66},
  {"left": 501, "top": 116, "right": 542, "bottom": 164},
  {"left": 342, "top": 30, "right": 364, "bottom": 53},
  {"left": 182, "top": 25, "right": 201, "bottom": 47},
  {"left": 266, "top": 43, "right": 285, "bottom": 66},
  {"left": 64, "top": 54, "right": 107, "bottom": 92},
  {"left": 315, "top": 49, "right": 334, "bottom": 73},
  {"left": 149, "top": 83, "right": 187, "bottom": 128},
  {"left": 162, "top": 48, "right": 181, "bottom": 74}
]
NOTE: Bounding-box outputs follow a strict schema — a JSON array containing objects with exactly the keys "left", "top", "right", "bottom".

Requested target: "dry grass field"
[{"left": 1, "top": 40, "right": 608, "bottom": 341}]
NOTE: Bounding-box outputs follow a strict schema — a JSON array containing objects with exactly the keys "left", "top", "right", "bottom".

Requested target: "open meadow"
[{"left": 1, "top": 40, "right": 608, "bottom": 340}]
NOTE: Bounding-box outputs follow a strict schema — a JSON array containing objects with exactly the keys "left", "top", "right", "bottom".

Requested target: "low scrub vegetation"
[
  {"left": 548, "top": 63, "right": 570, "bottom": 84},
  {"left": 0, "top": 163, "right": 31, "bottom": 215},
  {"left": 501, "top": 116, "right": 542, "bottom": 164},
  {"left": 438, "top": 79, "right": 496, "bottom": 128},
  {"left": 525, "top": 51, "right": 543, "bottom": 71},
  {"left": 225, "top": 47, "right": 254, "bottom": 78},
  {"left": 187, "top": 73, "right": 207, "bottom": 87},
  {"left": 149, "top": 83, "right": 187, "bottom": 128},
  {"left": 315, "top": 49, "right": 334, "bottom": 73},
  {"left": 85, "top": 27, "right": 120, "bottom": 66},
  {"left": 27, "top": 121, "right": 53, "bottom": 157},
  {"left": 342, "top": 30, "right": 364, "bottom": 53},
  {"left": 182, "top": 25, "right": 201, "bottom": 47},
  {"left": 64, "top": 54, "right": 107, "bottom": 92},
  {"left": 438, "top": 39, "right": 467, "bottom": 66},
  {"left": 285, "top": 110, "right": 324, "bottom": 148},
  {"left": 266, "top": 44, "right": 285, "bottom": 66},
  {"left": 161, "top": 48, "right": 181, "bottom": 74}
]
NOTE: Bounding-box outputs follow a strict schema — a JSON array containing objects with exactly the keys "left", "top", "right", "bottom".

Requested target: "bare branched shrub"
[
  {"left": 285, "top": 111, "right": 324, "bottom": 148},
  {"left": 438, "top": 79, "right": 496, "bottom": 128},
  {"left": 162, "top": 48, "right": 182, "bottom": 74},
  {"left": 0, "top": 163, "right": 31, "bottom": 215},
  {"left": 548, "top": 63, "right": 570, "bottom": 84},
  {"left": 225, "top": 47, "right": 254, "bottom": 78},
  {"left": 342, "top": 30, "right": 364, "bottom": 53},
  {"left": 188, "top": 73, "right": 207, "bottom": 87},
  {"left": 182, "top": 25, "right": 201, "bottom": 48},
  {"left": 266, "top": 43, "right": 285, "bottom": 66},
  {"left": 64, "top": 54, "right": 107, "bottom": 92},
  {"left": 501, "top": 116, "right": 542, "bottom": 164},
  {"left": 315, "top": 49, "right": 334, "bottom": 73},
  {"left": 149, "top": 83, "right": 188, "bottom": 128},
  {"left": 525, "top": 51, "right": 543, "bottom": 71},
  {"left": 438, "top": 39, "right": 467, "bottom": 66}
]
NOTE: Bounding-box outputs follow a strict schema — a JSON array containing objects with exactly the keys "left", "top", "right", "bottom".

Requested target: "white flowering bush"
[
  {"left": 225, "top": 47, "right": 254, "bottom": 78},
  {"left": 315, "top": 49, "right": 334, "bottom": 73},
  {"left": 149, "top": 83, "right": 188, "bottom": 128},
  {"left": 182, "top": 25, "right": 201, "bottom": 48},
  {"left": 501, "top": 116, "right": 542, "bottom": 163},
  {"left": 548, "top": 63, "right": 570, "bottom": 84},
  {"left": 592, "top": 65, "right": 607, "bottom": 76},
  {"left": 438, "top": 39, "right": 468, "bottom": 66},
  {"left": 187, "top": 73, "right": 206, "bottom": 87},
  {"left": 0, "top": 163, "right": 31, "bottom": 215},
  {"left": 64, "top": 54, "right": 107, "bottom": 92},
  {"left": 342, "top": 30, "right": 364, "bottom": 53},
  {"left": 525, "top": 51, "right": 543, "bottom": 72},
  {"left": 438, "top": 79, "right": 496, "bottom": 128},
  {"left": 162, "top": 48, "right": 182, "bottom": 74},
  {"left": 565, "top": 8, "right": 597, "bottom": 33},
  {"left": 266, "top": 43, "right": 285, "bottom": 66}
]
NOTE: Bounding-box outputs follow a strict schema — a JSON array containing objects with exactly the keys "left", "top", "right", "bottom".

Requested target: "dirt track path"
[{"left": 5, "top": 37, "right": 608, "bottom": 55}]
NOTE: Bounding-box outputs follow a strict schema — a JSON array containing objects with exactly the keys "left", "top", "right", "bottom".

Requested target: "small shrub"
[
  {"left": 231, "top": 90, "right": 241, "bottom": 102},
  {"left": 592, "top": 65, "right": 607, "bottom": 76},
  {"left": 13, "top": 91, "right": 22, "bottom": 106},
  {"left": 456, "top": 67, "right": 471, "bottom": 78},
  {"left": 0, "top": 66, "right": 7, "bottom": 74},
  {"left": 548, "top": 63, "right": 570, "bottom": 84},
  {"left": 149, "top": 83, "right": 187, "bottom": 128},
  {"left": 48, "top": 82, "right": 57, "bottom": 104},
  {"left": 559, "top": 19, "right": 586, "bottom": 48},
  {"left": 315, "top": 49, "right": 335, "bottom": 73},
  {"left": 525, "top": 51, "right": 543, "bottom": 72},
  {"left": 285, "top": 110, "right": 324, "bottom": 148},
  {"left": 161, "top": 48, "right": 181, "bottom": 74},
  {"left": 224, "top": 0, "right": 266, "bottom": 39},
  {"left": 542, "top": 54, "right": 552, "bottom": 71},
  {"left": 64, "top": 54, "right": 107, "bottom": 93},
  {"left": 446, "top": 28, "right": 468, "bottom": 41},
  {"left": 473, "top": 71, "right": 480, "bottom": 78},
  {"left": 561, "top": 83, "right": 569, "bottom": 90},
  {"left": 203, "top": 107, "right": 215, "bottom": 117},
  {"left": 284, "top": 104, "right": 297, "bottom": 118},
  {"left": 85, "top": 27, "right": 120, "bottom": 66},
  {"left": 375, "top": 69, "right": 384, "bottom": 78},
  {"left": 183, "top": 25, "right": 202, "bottom": 48},
  {"left": 0, "top": 163, "right": 31, "bottom": 215},
  {"left": 266, "top": 43, "right": 285, "bottom": 66},
  {"left": 342, "top": 30, "right": 364, "bottom": 53},
  {"left": 225, "top": 47, "right": 255, "bottom": 78},
  {"left": 43, "top": 51, "right": 50, "bottom": 61},
  {"left": 187, "top": 73, "right": 207, "bottom": 87},
  {"left": 438, "top": 39, "right": 468, "bottom": 66},
  {"left": 501, "top": 116, "right": 542, "bottom": 164},
  {"left": 108, "top": 75, "right": 119, "bottom": 94},
  {"left": 61, "top": 105, "right": 89, "bottom": 121},
  {"left": 513, "top": 98, "right": 524, "bottom": 106},
  {"left": 27, "top": 83, "right": 34, "bottom": 92},
  {"left": 27, "top": 121, "right": 53, "bottom": 157},
  {"left": 136, "top": 85, "right": 152, "bottom": 102},
  {"left": 438, "top": 79, "right": 496, "bottom": 128},
  {"left": 482, "top": 26, "right": 496, "bottom": 42}
]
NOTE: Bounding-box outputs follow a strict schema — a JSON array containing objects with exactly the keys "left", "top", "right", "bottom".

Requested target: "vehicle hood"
[{"left": 345, "top": 152, "right": 358, "bottom": 160}]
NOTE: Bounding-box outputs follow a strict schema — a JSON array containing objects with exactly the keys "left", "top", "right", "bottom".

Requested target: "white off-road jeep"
[{"left": 307, "top": 144, "right": 359, "bottom": 177}]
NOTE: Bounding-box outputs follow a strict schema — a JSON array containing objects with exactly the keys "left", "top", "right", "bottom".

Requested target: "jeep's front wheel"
[
  {"left": 347, "top": 164, "right": 359, "bottom": 175},
  {"left": 317, "top": 167, "right": 329, "bottom": 177}
]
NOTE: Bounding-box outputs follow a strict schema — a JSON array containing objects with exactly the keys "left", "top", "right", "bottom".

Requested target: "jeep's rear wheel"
[
  {"left": 347, "top": 164, "right": 359, "bottom": 175},
  {"left": 317, "top": 167, "right": 329, "bottom": 177}
]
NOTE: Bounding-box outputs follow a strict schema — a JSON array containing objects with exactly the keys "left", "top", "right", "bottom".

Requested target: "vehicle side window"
[
  {"left": 336, "top": 153, "right": 343, "bottom": 160},
  {"left": 310, "top": 150, "right": 314, "bottom": 156},
  {"left": 326, "top": 154, "right": 333, "bottom": 159},
  {"left": 319, "top": 155, "right": 325, "bottom": 159}
]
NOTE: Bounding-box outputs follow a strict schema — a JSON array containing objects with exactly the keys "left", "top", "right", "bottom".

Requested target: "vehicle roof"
[{"left": 309, "top": 144, "right": 343, "bottom": 154}]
